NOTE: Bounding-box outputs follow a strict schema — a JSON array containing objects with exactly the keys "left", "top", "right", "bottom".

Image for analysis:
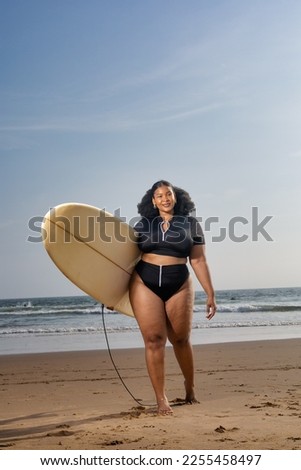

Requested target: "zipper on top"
[
  {"left": 160, "top": 220, "right": 170, "bottom": 241},
  {"left": 159, "top": 219, "right": 170, "bottom": 286}
]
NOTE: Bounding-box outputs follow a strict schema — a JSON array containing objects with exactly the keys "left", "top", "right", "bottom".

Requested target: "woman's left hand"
[{"left": 206, "top": 297, "right": 216, "bottom": 320}]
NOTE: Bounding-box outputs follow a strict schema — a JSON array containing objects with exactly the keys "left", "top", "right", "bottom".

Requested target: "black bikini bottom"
[{"left": 135, "top": 260, "right": 189, "bottom": 302}]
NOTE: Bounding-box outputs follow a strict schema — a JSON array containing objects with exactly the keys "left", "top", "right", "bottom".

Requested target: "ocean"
[{"left": 0, "top": 287, "right": 300, "bottom": 355}]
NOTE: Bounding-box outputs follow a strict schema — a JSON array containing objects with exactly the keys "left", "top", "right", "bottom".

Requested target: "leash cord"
[{"left": 101, "top": 303, "right": 153, "bottom": 407}]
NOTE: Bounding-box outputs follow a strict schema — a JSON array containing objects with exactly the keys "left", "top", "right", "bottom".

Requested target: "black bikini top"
[{"left": 134, "top": 215, "right": 205, "bottom": 258}]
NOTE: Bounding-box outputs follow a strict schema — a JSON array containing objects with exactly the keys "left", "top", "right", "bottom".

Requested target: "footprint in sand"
[{"left": 47, "top": 430, "right": 74, "bottom": 437}]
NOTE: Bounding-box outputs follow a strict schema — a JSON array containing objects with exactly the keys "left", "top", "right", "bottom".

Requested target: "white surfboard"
[{"left": 42, "top": 203, "right": 140, "bottom": 317}]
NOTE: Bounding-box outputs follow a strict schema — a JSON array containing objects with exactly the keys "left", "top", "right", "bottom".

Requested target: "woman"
[{"left": 129, "top": 180, "right": 216, "bottom": 415}]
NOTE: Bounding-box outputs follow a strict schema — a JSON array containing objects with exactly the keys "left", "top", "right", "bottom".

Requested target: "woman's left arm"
[{"left": 189, "top": 244, "right": 216, "bottom": 320}]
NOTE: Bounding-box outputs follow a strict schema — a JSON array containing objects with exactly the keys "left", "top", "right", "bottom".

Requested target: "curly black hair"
[{"left": 137, "top": 180, "right": 196, "bottom": 218}]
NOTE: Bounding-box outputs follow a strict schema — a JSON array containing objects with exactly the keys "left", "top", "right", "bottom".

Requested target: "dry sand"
[{"left": 0, "top": 339, "right": 300, "bottom": 450}]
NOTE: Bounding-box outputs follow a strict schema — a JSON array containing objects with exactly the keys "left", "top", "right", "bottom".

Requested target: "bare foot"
[
  {"left": 157, "top": 397, "right": 173, "bottom": 416},
  {"left": 185, "top": 395, "right": 200, "bottom": 405},
  {"left": 184, "top": 382, "right": 200, "bottom": 404}
]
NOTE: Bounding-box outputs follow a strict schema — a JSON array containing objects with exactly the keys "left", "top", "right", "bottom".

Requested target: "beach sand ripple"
[{"left": 0, "top": 339, "right": 300, "bottom": 450}]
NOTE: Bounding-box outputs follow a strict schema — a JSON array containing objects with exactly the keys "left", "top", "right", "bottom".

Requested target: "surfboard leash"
[{"left": 100, "top": 304, "right": 155, "bottom": 408}]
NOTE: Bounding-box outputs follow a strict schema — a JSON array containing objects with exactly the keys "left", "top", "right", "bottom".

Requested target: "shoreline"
[
  {"left": 0, "top": 324, "right": 300, "bottom": 356},
  {"left": 0, "top": 338, "right": 300, "bottom": 450}
]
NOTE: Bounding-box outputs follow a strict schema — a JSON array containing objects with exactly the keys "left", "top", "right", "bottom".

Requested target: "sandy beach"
[{"left": 0, "top": 339, "right": 300, "bottom": 450}]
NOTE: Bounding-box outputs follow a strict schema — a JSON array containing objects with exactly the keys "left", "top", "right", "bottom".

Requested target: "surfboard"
[{"left": 42, "top": 203, "right": 140, "bottom": 317}]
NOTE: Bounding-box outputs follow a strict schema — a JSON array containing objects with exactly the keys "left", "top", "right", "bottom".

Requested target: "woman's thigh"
[
  {"left": 129, "top": 272, "right": 167, "bottom": 342},
  {"left": 165, "top": 276, "right": 194, "bottom": 342}
]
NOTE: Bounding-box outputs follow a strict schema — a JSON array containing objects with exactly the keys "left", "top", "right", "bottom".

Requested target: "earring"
[{"left": 153, "top": 204, "right": 157, "bottom": 209}]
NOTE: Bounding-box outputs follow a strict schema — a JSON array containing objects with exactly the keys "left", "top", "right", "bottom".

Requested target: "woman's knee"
[
  {"left": 168, "top": 334, "right": 190, "bottom": 348},
  {"left": 144, "top": 333, "right": 167, "bottom": 350}
]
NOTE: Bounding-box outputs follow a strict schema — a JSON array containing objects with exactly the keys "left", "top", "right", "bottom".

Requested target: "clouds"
[
  {"left": 0, "top": 50, "right": 241, "bottom": 140},
  {"left": 3, "top": 0, "right": 301, "bottom": 140}
]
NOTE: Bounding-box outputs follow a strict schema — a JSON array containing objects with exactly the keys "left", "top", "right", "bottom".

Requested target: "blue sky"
[{"left": 1, "top": 0, "right": 300, "bottom": 299}]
